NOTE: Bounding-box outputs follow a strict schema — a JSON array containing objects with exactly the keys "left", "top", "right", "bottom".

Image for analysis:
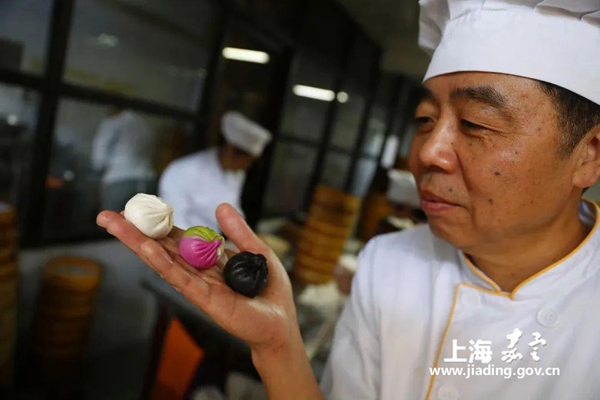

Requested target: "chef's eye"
[
  {"left": 461, "top": 119, "right": 486, "bottom": 131},
  {"left": 416, "top": 116, "right": 434, "bottom": 131}
]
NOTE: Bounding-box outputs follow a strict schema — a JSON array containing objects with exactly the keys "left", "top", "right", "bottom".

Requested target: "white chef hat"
[
  {"left": 387, "top": 169, "right": 421, "bottom": 209},
  {"left": 419, "top": 0, "right": 600, "bottom": 105},
  {"left": 222, "top": 111, "right": 272, "bottom": 157}
]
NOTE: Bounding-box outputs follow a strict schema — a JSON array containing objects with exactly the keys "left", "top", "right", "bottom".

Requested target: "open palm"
[{"left": 96, "top": 204, "right": 297, "bottom": 352}]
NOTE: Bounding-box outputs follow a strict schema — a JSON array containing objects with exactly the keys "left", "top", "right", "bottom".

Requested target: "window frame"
[
  {"left": 0, "top": 0, "right": 386, "bottom": 247},
  {"left": 2, "top": 0, "right": 226, "bottom": 247}
]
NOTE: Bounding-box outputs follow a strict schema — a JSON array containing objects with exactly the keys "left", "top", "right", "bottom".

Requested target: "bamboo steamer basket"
[
  {"left": 0, "top": 203, "right": 15, "bottom": 226},
  {"left": 38, "top": 287, "right": 96, "bottom": 309},
  {"left": 294, "top": 186, "right": 360, "bottom": 284},
  {"left": 34, "top": 325, "right": 90, "bottom": 346},
  {"left": 294, "top": 267, "right": 335, "bottom": 285},
  {"left": 0, "top": 307, "right": 16, "bottom": 342},
  {"left": 297, "top": 239, "right": 344, "bottom": 262},
  {"left": 33, "top": 315, "right": 91, "bottom": 339},
  {"left": 299, "top": 229, "right": 347, "bottom": 249},
  {"left": 43, "top": 257, "right": 101, "bottom": 293},
  {"left": 0, "top": 307, "right": 16, "bottom": 377},
  {"left": 295, "top": 253, "right": 337, "bottom": 274},
  {"left": 294, "top": 242, "right": 343, "bottom": 283},
  {"left": 37, "top": 303, "right": 94, "bottom": 320},
  {"left": 0, "top": 204, "right": 17, "bottom": 265},
  {"left": 32, "top": 256, "right": 101, "bottom": 390},
  {"left": 0, "top": 288, "right": 16, "bottom": 311},
  {"left": 0, "top": 274, "right": 17, "bottom": 311},
  {"left": 312, "top": 185, "right": 362, "bottom": 213},
  {"left": 305, "top": 218, "right": 353, "bottom": 238},
  {"left": 358, "top": 192, "right": 392, "bottom": 242},
  {"left": 0, "top": 261, "right": 17, "bottom": 282},
  {"left": 0, "top": 336, "right": 15, "bottom": 369},
  {"left": 308, "top": 203, "right": 357, "bottom": 227},
  {"left": 0, "top": 205, "right": 17, "bottom": 387},
  {"left": 33, "top": 342, "right": 86, "bottom": 361},
  {"left": 0, "top": 248, "right": 14, "bottom": 264}
]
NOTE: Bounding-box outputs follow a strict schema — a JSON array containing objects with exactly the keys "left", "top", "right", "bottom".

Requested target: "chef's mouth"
[{"left": 419, "top": 190, "right": 458, "bottom": 206}]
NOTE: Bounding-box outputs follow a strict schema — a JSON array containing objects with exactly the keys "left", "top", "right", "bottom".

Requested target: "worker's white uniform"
[
  {"left": 92, "top": 110, "right": 155, "bottom": 211},
  {"left": 322, "top": 200, "right": 600, "bottom": 399},
  {"left": 158, "top": 148, "right": 245, "bottom": 231},
  {"left": 91, "top": 110, "right": 154, "bottom": 184}
]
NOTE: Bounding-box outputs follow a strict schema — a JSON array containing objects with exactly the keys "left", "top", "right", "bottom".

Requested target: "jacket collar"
[{"left": 457, "top": 199, "right": 600, "bottom": 301}]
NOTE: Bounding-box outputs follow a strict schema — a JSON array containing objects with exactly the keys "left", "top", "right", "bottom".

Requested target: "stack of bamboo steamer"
[
  {"left": 358, "top": 192, "right": 392, "bottom": 242},
  {"left": 294, "top": 186, "right": 361, "bottom": 284},
  {"left": 31, "top": 256, "right": 101, "bottom": 396},
  {"left": 0, "top": 202, "right": 17, "bottom": 387}
]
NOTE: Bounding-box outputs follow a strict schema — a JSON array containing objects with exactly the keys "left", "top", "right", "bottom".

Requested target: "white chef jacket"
[
  {"left": 91, "top": 110, "right": 155, "bottom": 184},
  {"left": 322, "top": 199, "right": 600, "bottom": 400},
  {"left": 158, "top": 148, "right": 245, "bottom": 231}
]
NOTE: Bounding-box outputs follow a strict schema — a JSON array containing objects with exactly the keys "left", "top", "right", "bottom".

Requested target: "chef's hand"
[{"left": 96, "top": 204, "right": 323, "bottom": 400}]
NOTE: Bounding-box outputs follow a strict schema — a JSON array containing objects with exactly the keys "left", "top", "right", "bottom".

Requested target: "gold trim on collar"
[{"left": 461, "top": 198, "right": 600, "bottom": 301}]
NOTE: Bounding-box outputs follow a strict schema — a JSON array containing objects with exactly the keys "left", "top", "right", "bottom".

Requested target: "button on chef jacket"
[
  {"left": 158, "top": 148, "right": 245, "bottom": 231},
  {"left": 321, "top": 199, "right": 600, "bottom": 399}
]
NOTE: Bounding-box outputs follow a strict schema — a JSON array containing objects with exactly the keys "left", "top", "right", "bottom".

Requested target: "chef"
[
  {"left": 382, "top": 169, "right": 425, "bottom": 231},
  {"left": 321, "top": 1, "right": 600, "bottom": 398},
  {"left": 97, "top": 1, "right": 600, "bottom": 399},
  {"left": 92, "top": 108, "right": 155, "bottom": 211},
  {"left": 159, "top": 111, "right": 271, "bottom": 231}
]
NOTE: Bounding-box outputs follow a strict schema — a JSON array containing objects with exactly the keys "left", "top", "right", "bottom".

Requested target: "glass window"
[
  {"left": 233, "top": 0, "right": 300, "bottom": 38},
  {"left": 205, "top": 20, "right": 282, "bottom": 146},
  {"left": 0, "top": 83, "right": 38, "bottom": 208},
  {"left": 330, "top": 35, "right": 377, "bottom": 150},
  {"left": 399, "top": 123, "right": 417, "bottom": 158},
  {"left": 264, "top": 143, "right": 317, "bottom": 215},
  {"left": 320, "top": 151, "right": 351, "bottom": 191},
  {"left": 350, "top": 157, "right": 377, "bottom": 197},
  {"left": 279, "top": 0, "right": 350, "bottom": 143},
  {"left": 363, "top": 75, "right": 395, "bottom": 156},
  {"left": 0, "top": 0, "right": 52, "bottom": 74},
  {"left": 64, "top": 0, "right": 219, "bottom": 110},
  {"left": 299, "top": 1, "right": 349, "bottom": 69},
  {"left": 280, "top": 53, "right": 337, "bottom": 142},
  {"left": 43, "top": 99, "right": 193, "bottom": 241}
]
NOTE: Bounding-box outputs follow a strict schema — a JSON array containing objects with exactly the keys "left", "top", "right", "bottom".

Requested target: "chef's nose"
[{"left": 418, "top": 119, "right": 459, "bottom": 174}]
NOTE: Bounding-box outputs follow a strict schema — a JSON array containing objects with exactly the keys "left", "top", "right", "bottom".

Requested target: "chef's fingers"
[
  {"left": 215, "top": 250, "right": 232, "bottom": 270},
  {"left": 158, "top": 236, "right": 180, "bottom": 254},
  {"left": 216, "top": 204, "right": 270, "bottom": 255},
  {"left": 97, "top": 211, "right": 149, "bottom": 254},
  {"left": 224, "top": 249, "right": 237, "bottom": 258},
  {"left": 167, "top": 226, "right": 184, "bottom": 241},
  {"left": 98, "top": 211, "right": 224, "bottom": 293},
  {"left": 97, "top": 211, "right": 175, "bottom": 276},
  {"left": 139, "top": 240, "right": 210, "bottom": 300}
]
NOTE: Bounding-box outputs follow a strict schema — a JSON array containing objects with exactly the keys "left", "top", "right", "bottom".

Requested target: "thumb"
[{"left": 216, "top": 203, "right": 268, "bottom": 254}]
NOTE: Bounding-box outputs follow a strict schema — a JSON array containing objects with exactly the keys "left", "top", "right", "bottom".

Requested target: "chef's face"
[
  {"left": 223, "top": 143, "right": 256, "bottom": 171},
  {"left": 409, "top": 72, "right": 592, "bottom": 252}
]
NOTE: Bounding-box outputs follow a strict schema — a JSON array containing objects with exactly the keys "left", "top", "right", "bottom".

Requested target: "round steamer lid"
[{"left": 43, "top": 257, "right": 101, "bottom": 292}]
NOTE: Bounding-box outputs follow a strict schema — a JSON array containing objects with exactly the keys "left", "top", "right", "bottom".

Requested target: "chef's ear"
[{"left": 572, "top": 125, "right": 600, "bottom": 190}]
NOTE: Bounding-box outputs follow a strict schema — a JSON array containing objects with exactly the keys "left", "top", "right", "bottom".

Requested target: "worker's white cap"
[
  {"left": 222, "top": 111, "right": 272, "bottom": 157},
  {"left": 387, "top": 169, "right": 421, "bottom": 209},
  {"left": 419, "top": 0, "right": 600, "bottom": 105}
]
